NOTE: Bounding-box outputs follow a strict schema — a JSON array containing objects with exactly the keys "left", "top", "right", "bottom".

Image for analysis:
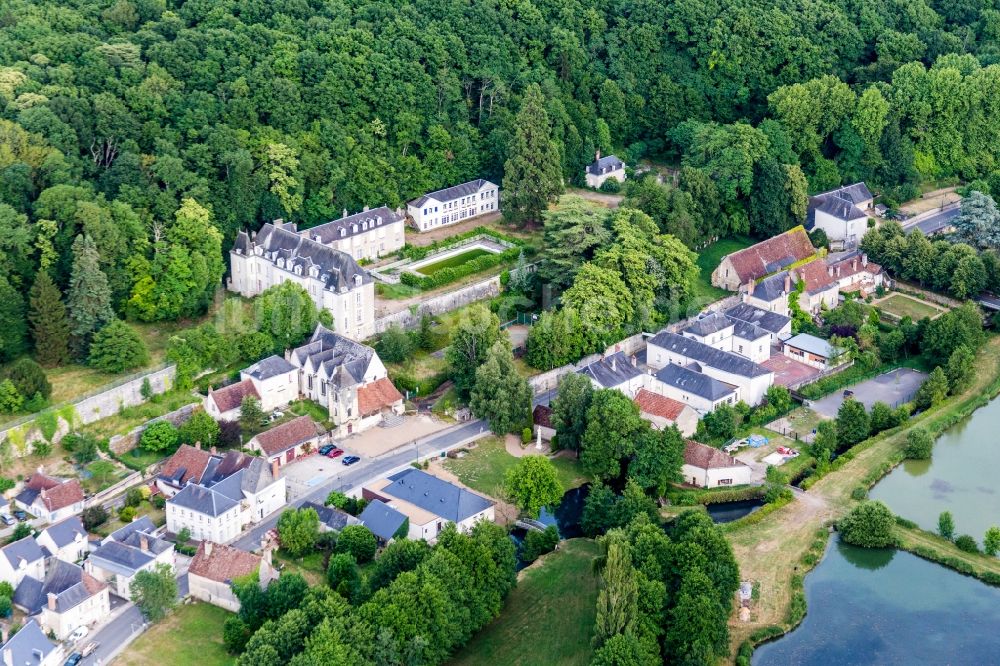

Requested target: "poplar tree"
[
  {"left": 28, "top": 271, "right": 70, "bottom": 367},
  {"left": 502, "top": 84, "right": 563, "bottom": 226},
  {"left": 67, "top": 234, "right": 115, "bottom": 359}
]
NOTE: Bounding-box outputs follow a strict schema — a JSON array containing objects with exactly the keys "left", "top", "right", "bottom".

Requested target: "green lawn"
[
  {"left": 450, "top": 538, "right": 600, "bottom": 666},
  {"left": 78, "top": 388, "right": 200, "bottom": 442},
  {"left": 415, "top": 248, "right": 495, "bottom": 276},
  {"left": 876, "top": 293, "right": 944, "bottom": 321},
  {"left": 275, "top": 549, "right": 327, "bottom": 586},
  {"left": 444, "top": 437, "right": 589, "bottom": 499},
  {"left": 376, "top": 281, "right": 423, "bottom": 299},
  {"left": 694, "top": 236, "right": 754, "bottom": 305},
  {"left": 117, "top": 601, "right": 234, "bottom": 666}
]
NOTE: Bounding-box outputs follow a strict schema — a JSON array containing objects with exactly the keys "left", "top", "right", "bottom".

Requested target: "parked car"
[
  {"left": 68, "top": 626, "right": 89, "bottom": 643},
  {"left": 325, "top": 447, "right": 344, "bottom": 458},
  {"left": 341, "top": 455, "right": 360, "bottom": 466},
  {"left": 318, "top": 445, "right": 334, "bottom": 456},
  {"left": 0, "top": 514, "right": 15, "bottom": 526},
  {"left": 81, "top": 641, "right": 99, "bottom": 657},
  {"left": 63, "top": 654, "right": 82, "bottom": 666},
  {"left": 13, "top": 510, "right": 27, "bottom": 522},
  {"left": 843, "top": 389, "right": 855, "bottom": 398}
]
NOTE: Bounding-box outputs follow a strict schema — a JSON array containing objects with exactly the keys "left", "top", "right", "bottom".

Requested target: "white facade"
[
  {"left": 36, "top": 529, "right": 87, "bottom": 565},
  {"left": 240, "top": 358, "right": 298, "bottom": 412},
  {"left": 647, "top": 337, "right": 773, "bottom": 407},
  {"left": 682, "top": 463, "right": 753, "bottom": 488},
  {"left": 644, "top": 373, "right": 738, "bottom": 413},
  {"left": 303, "top": 207, "right": 405, "bottom": 261},
  {"left": 86, "top": 546, "right": 175, "bottom": 598},
  {"left": 585, "top": 154, "right": 627, "bottom": 189},
  {"left": 40, "top": 586, "right": 110, "bottom": 641},
  {"left": 229, "top": 222, "right": 375, "bottom": 341},
  {"left": 405, "top": 506, "right": 495, "bottom": 542},
  {"left": 0, "top": 541, "right": 45, "bottom": 588},
  {"left": 188, "top": 573, "right": 242, "bottom": 612},
  {"left": 407, "top": 180, "right": 499, "bottom": 232},
  {"left": 166, "top": 500, "right": 241, "bottom": 544}
]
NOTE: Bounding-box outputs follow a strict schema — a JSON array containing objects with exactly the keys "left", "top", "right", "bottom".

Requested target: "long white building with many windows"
[
  {"left": 407, "top": 179, "right": 499, "bottom": 231},
  {"left": 229, "top": 221, "right": 375, "bottom": 340},
  {"left": 301, "top": 206, "right": 405, "bottom": 262}
]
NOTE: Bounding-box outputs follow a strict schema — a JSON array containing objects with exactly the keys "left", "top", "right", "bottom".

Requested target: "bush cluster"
[{"left": 400, "top": 247, "right": 523, "bottom": 290}]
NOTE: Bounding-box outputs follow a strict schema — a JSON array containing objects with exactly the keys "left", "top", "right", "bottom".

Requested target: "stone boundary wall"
[
  {"left": 527, "top": 333, "right": 646, "bottom": 396},
  {"left": 373, "top": 276, "right": 502, "bottom": 334},
  {"left": 0, "top": 365, "right": 177, "bottom": 457},
  {"left": 108, "top": 402, "right": 198, "bottom": 456}
]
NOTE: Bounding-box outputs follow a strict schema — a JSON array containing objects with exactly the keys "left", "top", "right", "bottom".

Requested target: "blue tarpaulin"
[{"left": 748, "top": 434, "right": 768, "bottom": 448}]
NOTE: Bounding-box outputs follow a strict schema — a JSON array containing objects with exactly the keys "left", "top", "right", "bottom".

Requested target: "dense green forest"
[{"left": 4, "top": 0, "right": 1000, "bottom": 362}]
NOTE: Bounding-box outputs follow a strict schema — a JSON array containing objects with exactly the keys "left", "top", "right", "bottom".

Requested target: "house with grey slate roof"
[
  {"left": 301, "top": 206, "right": 405, "bottom": 261},
  {"left": 724, "top": 303, "right": 793, "bottom": 345},
  {"left": 0, "top": 619, "right": 62, "bottom": 666},
  {"left": 679, "top": 312, "right": 771, "bottom": 364},
  {"left": 13, "top": 559, "right": 109, "bottom": 640},
  {"left": 407, "top": 179, "right": 499, "bottom": 232},
  {"left": 363, "top": 469, "right": 494, "bottom": 543},
  {"left": 36, "top": 516, "right": 87, "bottom": 565},
  {"left": 650, "top": 364, "right": 739, "bottom": 413},
  {"left": 584, "top": 152, "right": 626, "bottom": 188},
  {"left": 228, "top": 221, "right": 375, "bottom": 340},
  {"left": 287, "top": 324, "right": 403, "bottom": 437},
  {"left": 647, "top": 331, "right": 774, "bottom": 406},
  {"left": 357, "top": 500, "right": 408, "bottom": 543},
  {"left": 300, "top": 502, "right": 361, "bottom": 533},
  {"left": 577, "top": 352, "right": 645, "bottom": 396},
  {"left": 0, "top": 536, "right": 46, "bottom": 587},
  {"left": 807, "top": 182, "right": 874, "bottom": 249},
  {"left": 238, "top": 354, "right": 298, "bottom": 412},
  {"left": 87, "top": 517, "right": 174, "bottom": 597}
]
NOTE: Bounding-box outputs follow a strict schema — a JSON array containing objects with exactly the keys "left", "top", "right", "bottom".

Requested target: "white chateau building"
[
  {"left": 407, "top": 179, "right": 499, "bottom": 231},
  {"left": 301, "top": 206, "right": 405, "bottom": 261},
  {"left": 229, "top": 221, "right": 375, "bottom": 340}
]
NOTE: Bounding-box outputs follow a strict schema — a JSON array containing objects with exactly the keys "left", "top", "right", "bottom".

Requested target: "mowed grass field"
[
  {"left": 444, "top": 436, "right": 589, "bottom": 498},
  {"left": 415, "top": 248, "right": 494, "bottom": 275},
  {"left": 450, "top": 538, "right": 601, "bottom": 666},
  {"left": 116, "top": 602, "right": 234, "bottom": 666},
  {"left": 876, "top": 293, "right": 945, "bottom": 321},
  {"left": 693, "top": 236, "right": 754, "bottom": 304}
]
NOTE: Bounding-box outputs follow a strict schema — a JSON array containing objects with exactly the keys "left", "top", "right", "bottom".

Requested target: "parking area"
[
  {"left": 282, "top": 453, "right": 353, "bottom": 500},
  {"left": 339, "top": 414, "right": 452, "bottom": 457},
  {"left": 808, "top": 367, "right": 926, "bottom": 418}
]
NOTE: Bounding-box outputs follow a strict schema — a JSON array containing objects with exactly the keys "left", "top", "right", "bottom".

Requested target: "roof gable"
[
  {"left": 189, "top": 542, "right": 260, "bottom": 583},
  {"left": 684, "top": 440, "right": 748, "bottom": 470},
  {"left": 408, "top": 179, "right": 495, "bottom": 207},
  {"left": 648, "top": 331, "right": 771, "bottom": 378},
  {"left": 634, "top": 389, "right": 689, "bottom": 421},
  {"left": 721, "top": 227, "right": 815, "bottom": 283},
  {"left": 357, "top": 377, "right": 403, "bottom": 416},
  {"left": 381, "top": 469, "right": 493, "bottom": 523},
  {"left": 210, "top": 378, "right": 260, "bottom": 414},
  {"left": 251, "top": 416, "right": 319, "bottom": 457},
  {"left": 358, "top": 500, "right": 407, "bottom": 541}
]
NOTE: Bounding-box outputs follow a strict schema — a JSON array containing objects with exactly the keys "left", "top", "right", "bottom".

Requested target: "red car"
[{"left": 325, "top": 447, "right": 344, "bottom": 458}]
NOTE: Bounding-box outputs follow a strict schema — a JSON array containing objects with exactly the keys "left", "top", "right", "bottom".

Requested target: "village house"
[
  {"left": 13, "top": 560, "right": 110, "bottom": 641},
  {"left": 287, "top": 324, "right": 404, "bottom": 437},
  {"left": 299, "top": 501, "right": 362, "bottom": 533},
  {"left": 0, "top": 537, "right": 46, "bottom": 588},
  {"left": 827, "top": 250, "right": 885, "bottom": 298},
  {"left": 790, "top": 260, "right": 840, "bottom": 313},
  {"left": 0, "top": 619, "right": 62, "bottom": 666},
  {"left": 36, "top": 516, "right": 88, "bottom": 565},
  {"left": 188, "top": 541, "right": 275, "bottom": 613},
  {"left": 156, "top": 444, "right": 264, "bottom": 498},
  {"left": 807, "top": 182, "right": 874, "bottom": 249},
  {"left": 239, "top": 355, "right": 298, "bottom": 412},
  {"left": 229, "top": 221, "right": 375, "bottom": 340},
  {"left": 650, "top": 363, "right": 739, "bottom": 413},
  {"left": 87, "top": 517, "right": 175, "bottom": 597},
  {"left": 362, "top": 469, "right": 495, "bottom": 543},
  {"left": 711, "top": 227, "right": 815, "bottom": 291},
  {"left": 407, "top": 180, "right": 499, "bottom": 231},
  {"left": 584, "top": 153, "right": 626, "bottom": 189},
  {"left": 682, "top": 441, "right": 753, "bottom": 488},
  {"left": 205, "top": 379, "right": 259, "bottom": 422},
  {"left": 633, "top": 388, "right": 699, "bottom": 436},
  {"left": 246, "top": 416, "right": 323, "bottom": 468},
  {"left": 166, "top": 456, "right": 286, "bottom": 543},
  {"left": 743, "top": 272, "right": 792, "bottom": 317},
  {"left": 301, "top": 206, "right": 405, "bottom": 261},
  {"left": 783, "top": 333, "right": 847, "bottom": 370},
  {"left": 725, "top": 303, "right": 793, "bottom": 345},
  {"left": 577, "top": 352, "right": 645, "bottom": 396},
  {"left": 680, "top": 312, "right": 772, "bottom": 364},
  {"left": 14, "top": 473, "right": 84, "bottom": 525},
  {"left": 357, "top": 500, "right": 408, "bottom": 544},
  {"left": 646, "top": 331, "right": 774, "bottom": 406}
]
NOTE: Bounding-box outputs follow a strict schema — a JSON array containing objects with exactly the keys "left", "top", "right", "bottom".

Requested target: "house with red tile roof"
[
  {"left": 712, "top": 227, "right": 815, "bottom": 291},
  {"left": 205, "top": 378, "right": 260, "bottom": 422},
  {"left": 246, "top": 415, "right": 323, "bottom": 467},
  {"left": 827, "top": 250, "right": 885, "bottom": 298},
  {"left": 188, "top": 541, "right": 275, "bottom": 612},
  {"left": 682, "top": 441, "right": 752, "bottom": 488},
  {"left": 789, "top": 259, "right": 840, "bottom": 313},
  {"left": 633, "top": 389, "right": 699, "bottom": 436},
  {"left": 14, "top": 473, "right": 84, "bottom": 524}
]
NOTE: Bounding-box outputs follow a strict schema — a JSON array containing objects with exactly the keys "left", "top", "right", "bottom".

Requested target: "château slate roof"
[
  {"left": 648, "top": 331, "right": 771, "bottom": 378},
  {"left": 409, "top": 179, "right": 496, "bottom": 208},
  {"left": 587, "top": 155, "right": 625, "bottom": 175},
  {"left": 807, "top": 182, "right": 873, "bottom": 226},
  {"left": 242, "top": 355, "right": 296, "bottom": 381},
  {"left": 291, "top": 324, "right": 374, "bottom": 388},
  {"left": 578, "top": 352, "right": 642, "bottom": 388},
  {"left": 683, "top": 312, "right": 734, "bottom": 338},
  {"left": 654, "top": 364, "right": 737, "bottom": 402},
  {"left": 725, "top": 303, "right": 792, "bottom": 336},
  {"left": 303, "top": 207, "right": 403, "bottom": 244}
]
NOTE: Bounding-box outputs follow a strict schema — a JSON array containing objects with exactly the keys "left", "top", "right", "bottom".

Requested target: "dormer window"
[
  {"left": 309, "top": 266, "right": 319, "bottom": 277},
  {"left": 354, "top": 274, "right": 362, "bottom": 287},
  {"left": 340, "top": 228, "right": 346, "bottom": 237},
  {"left": 254, "top": 247, "right": 263, "bottom": 256},
  {"left": 277, "top": 258, "right": 285, "bottom": 269},
  {"left": 352, "top": 224, "right": 358, "bottom": 234},
  {"left": 362, "top": 222, "right": 368, "bottom": 231},
  {"left": 294, "top": 265, "right": 302, "bottom": 275}
]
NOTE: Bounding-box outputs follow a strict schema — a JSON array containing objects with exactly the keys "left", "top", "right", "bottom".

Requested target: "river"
[
  {"left": 870, "top": 395, "right": 1000, "bottom": 538},
  {"left": 753, "top": 539, "right": 1000, "bottom": 665}
]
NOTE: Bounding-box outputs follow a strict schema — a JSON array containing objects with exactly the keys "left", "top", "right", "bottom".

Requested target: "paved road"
[
  {"left": 903, "top": 204, "right": 959, "bottom": 236},
  {"left": 231, "top": 418, "right": 490, "bottom": 551}
]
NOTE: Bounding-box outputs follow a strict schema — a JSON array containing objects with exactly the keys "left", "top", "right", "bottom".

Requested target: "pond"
[
  {"left": 870, "top": 395, "right": 1000, "bottom": 538},
  {"left": 705, "top": 498, "right": 765, "bottom": 523},
  {"left": 510, "top": 485, "right": 590, "bottom": 569},
  {"left": 753, "top": 539, "right": 1000, "bottom": 665}
]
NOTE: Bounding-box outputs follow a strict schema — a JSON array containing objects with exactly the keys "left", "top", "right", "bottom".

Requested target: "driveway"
[{"left": 808, "top": 368, "right": 926, "bottom": 418}]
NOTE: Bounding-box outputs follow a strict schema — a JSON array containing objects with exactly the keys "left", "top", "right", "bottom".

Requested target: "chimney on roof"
[
  {"left": 362, "top": 206, "right": 369, "bottom": 212},
  {"left": 631, "top": 354, "right": 637, "bottom": 367},
  {"left": 140, "top": 534, "right": 149, "bottom": 553},
  {"left": 611, "top": 357, "right": 617, "bottom": 372},
  {"left": 270, "top": 459, "right": 280, "bottom": 480},
  {"left": 784, "top": 273, "right": 791, "bottom": 293},
  {"left": 342, "top": 208, "right": 348, "bottom": 218},
  {"left": 204, "top": 541, "right": 213, "bottom": 558},
  {"left": 836, "top": 265, "right": 842, "bottom": 277},
  {"left": 746, "top": 280, "right": 754, "bottom": 296},
  {"left": 853, "top": 257, "right": 858, "bottom": 271},
  {"left": 274, "top": 218, "right": 284, "bottom": 226},
  {"left": 46, "top": 592, "right": 57, "bottom": 612},
  {"left": 1, "top": 647, "right": 10, "bottom": 666},
  {"left": 210, "top": 446, "right": 217, "bottom": 456},
  {"left": 827, "top": 265, "right": 834, "bottom": 277},
  {"left": 595, "top": 149, "right": 601, "bottom": 162},
  {"left": 195, "top": 441, "right": 201, "bottom": 450},
  {"left": 36, "top": 466, "right": 43, "bottom": 475}
]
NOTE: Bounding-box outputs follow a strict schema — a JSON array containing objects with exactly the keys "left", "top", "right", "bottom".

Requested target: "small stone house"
[
  {"left": 205, "top": 379, "right": 260, "bottom": 422},
  {"left": 633, "top": 389, "right": 699, "bottom": 437},
  {"left": 14, "top": 473, "right": 84, "bottom": 524},
  {"left": 36, "top": 516, "right": 88, "bottom": 565},
  {"left": 188, "top": 541, "right": 274, "bottom": 613},
  {"left": 13, "top": 560, "right": 110, "bottom": 640},
  {"left": 682, "top": 441, "right": 753, "bottom": 488},
  {"left": 246, "top": 416, "right": 323, "bottom": 468},
  {"left": 299, "top": 501, "right": 361, "bottom": 533},
  {"left": 239, "top": 355, "right": 298, "bottom": 412},
  {"left": 584, "top": 153, "right": 626, "bottom": 189},
  {"left": 712, "top": 227, "right": 815, "bottom": 291}
]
